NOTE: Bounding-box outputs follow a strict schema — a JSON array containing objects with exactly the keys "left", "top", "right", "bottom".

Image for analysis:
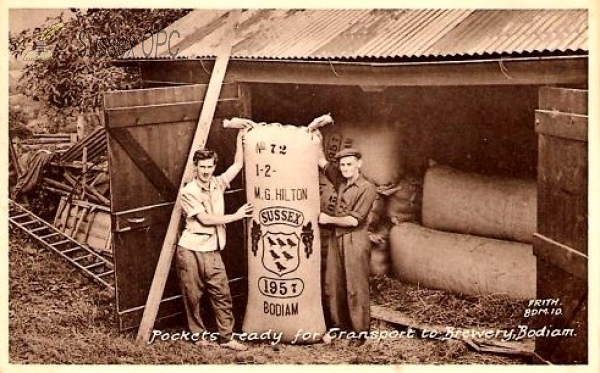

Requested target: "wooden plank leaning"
[
  {"left": 54, "top": 197, "right": 68, "bottom": 226},
  {"left": 135, "top": 10, "right": 240, "bottom": 343}
]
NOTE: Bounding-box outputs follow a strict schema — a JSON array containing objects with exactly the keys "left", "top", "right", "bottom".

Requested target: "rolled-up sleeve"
[
  {"left": 347, "top": 184, "right": 377, "bottom": 225},
  {"left": 181, "top": 188, "right": 207, "bottom": 218}
]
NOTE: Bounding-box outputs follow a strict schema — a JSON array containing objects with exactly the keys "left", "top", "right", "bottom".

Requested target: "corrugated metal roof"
[{"left": 122, "top": 9, "right": 588, "bottom": 60}]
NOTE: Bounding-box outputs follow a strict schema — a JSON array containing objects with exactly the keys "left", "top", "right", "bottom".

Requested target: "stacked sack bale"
[
  {"left": 368, "top": 177, "right": 423, "bottom": 276},
  {"left": 389, "top": 162, "right": 537, "bottom": 299},
  {"left": 382, "top": 176, "right": 423, "bottom": 225}
]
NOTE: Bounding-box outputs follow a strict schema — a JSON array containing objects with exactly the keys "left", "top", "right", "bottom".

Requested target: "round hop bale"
[
  {"left": 422, "top": 165, "right": 536, "bottom": 243},
  {"left": 389, "top": 223, "right": 536, "bottom": 299},
  {"left": 243, "top": 123, "right": 326, "bottom": 344}
]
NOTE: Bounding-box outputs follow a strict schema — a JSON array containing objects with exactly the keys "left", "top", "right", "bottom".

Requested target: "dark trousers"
[
  {"left": 175, "top": 247, "right": 234, "bottom": 342},
  {"left": 324, "top": 233, "right": 371, "bottom": 334}
]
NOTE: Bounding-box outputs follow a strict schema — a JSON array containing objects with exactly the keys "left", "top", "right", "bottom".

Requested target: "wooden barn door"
[
  {"left": 104, "top": 83, "right": 251, "bottom": 331},
  {"left": 533, "top": 87, "right": 587, "bottom": 364}
]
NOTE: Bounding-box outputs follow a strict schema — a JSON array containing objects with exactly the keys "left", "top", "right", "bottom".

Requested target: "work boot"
[
  {"left": 322, "top": 329, "right": 335, "bottom": 345},
  {"left": 355, "top": 337, "right": 370, "bottom": 348},
  {"left": 194, "top": 339, "right": 218, "bottom": 347},
  {"left": 347, "top": 337, "right": 369, "bottom": 348},
  {"left": 220, "top": 339, "right": 248, "bottom": 351}
]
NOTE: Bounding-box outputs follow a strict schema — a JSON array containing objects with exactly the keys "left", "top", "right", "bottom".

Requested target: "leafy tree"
[{"left": 9, "top": 9, "right": 191, "bottom": 122}]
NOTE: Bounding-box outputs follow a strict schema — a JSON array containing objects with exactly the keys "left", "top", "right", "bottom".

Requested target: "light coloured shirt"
[{"left": 178, "top": 166, "right": 239, "bottom": 252}]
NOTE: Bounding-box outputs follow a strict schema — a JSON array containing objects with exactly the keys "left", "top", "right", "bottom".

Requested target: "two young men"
[{"left": 177, "top": 127, "right": 376, "bottom": 350}]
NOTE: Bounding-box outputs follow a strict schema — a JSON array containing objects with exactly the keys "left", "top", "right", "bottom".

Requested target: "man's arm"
[
  {"left": 180, "top": 185, "right": 253, "bottom": 226},
  {"left": 218, "top": 130, "right": 245, "bottom": 188},
  {"left": 196, "top": 203, "right": 253, "bottom": 226},
  {"left": 319, "top": 212, "right": 359, "bottom": 228},
  {"left": 318, "top": 184, "right": 378, "bottom": 228},
  {"left": 314, "top": 129, "right": 341, "bottom": 185},
  {"left": 317, "top": 132, "right": 328, "bottom": 170}
]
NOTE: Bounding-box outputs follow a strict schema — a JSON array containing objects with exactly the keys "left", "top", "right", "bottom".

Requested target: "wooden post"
[
  {"left": 63, "top": 171, "right": 110, "bottom": 206},
  {"left": 63, "top": 171, "right": 77, "bottom": 186},
  {"left": 41, "top": 185, "right": 71, "bottom": 198},
  {"left": 43, "top": 177, "right": 74, "bottom": 192},
  {"left": 136, "top": 10, "right": 241, "bottom": 343},
  {"left": 54, "top": 197, "right": 68, "bottom": 226},
  {"left": 65, "top": 205, "right": 79, "bottom": 237},
  {"left": 9, "top": 136, "right": 22, "bottom": 177},
  {"left": 77, "top": 114, "right": 87, "bottom": 141},
  {"left": 73, "top": 206, "right": 90, "bottom": 240},
  {"left": 59, "top": 201, "right": 70, "bottom": 232},
  {"left": 84, "top": 185, "right": 111, "bottom": 206},
  {"left": 533, "top": 87, "right": 588, "bottom": 363},
  {"left": 82, "top": 146, "right": 88, "bottom": 200},
  {"left": 104, "top": 231, "right": 112, "bottom": 255},
  {"left": 83, "top": 209, "right": 95, "bottom": 243}
]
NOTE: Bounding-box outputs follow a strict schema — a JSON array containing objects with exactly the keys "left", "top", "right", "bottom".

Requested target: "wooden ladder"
[{"left": 9, "top": 199, "right": 115, "bottom": 291}]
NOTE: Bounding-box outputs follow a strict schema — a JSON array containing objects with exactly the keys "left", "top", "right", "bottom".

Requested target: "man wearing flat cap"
[{"left": 317, "top": 144, "right": 377, "bottom": 347}]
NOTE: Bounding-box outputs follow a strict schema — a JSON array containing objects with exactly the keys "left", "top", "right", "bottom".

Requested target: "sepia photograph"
[{"left": 3, "top": 3, "right": 597, "bottom": 369}]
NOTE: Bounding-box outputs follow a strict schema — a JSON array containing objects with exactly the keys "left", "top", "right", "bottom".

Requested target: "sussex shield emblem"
[{"left": 261, "top": 232, "right": 300, "bottom": 277}]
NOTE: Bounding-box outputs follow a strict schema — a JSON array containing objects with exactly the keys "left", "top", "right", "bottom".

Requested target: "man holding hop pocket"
[
  {"left": 177, "top": 130, "right": 252, "bottom": 351},
  {"left": 316, "top": 138, "right": 378, "bottom": 347}
]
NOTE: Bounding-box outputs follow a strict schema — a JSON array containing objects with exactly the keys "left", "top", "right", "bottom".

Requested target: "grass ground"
[{"left": 8, "top": 228, "right": 531, "bottom": 365}]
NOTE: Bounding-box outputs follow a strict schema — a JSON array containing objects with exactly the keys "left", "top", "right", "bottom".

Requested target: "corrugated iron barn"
[{"left": 109, "top": 9, "right": 588, "bottom": 362}]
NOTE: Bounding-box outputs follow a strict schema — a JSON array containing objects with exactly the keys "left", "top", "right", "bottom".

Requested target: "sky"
[{"left": 9, "top": 8, "right": 73, "bottom": 34}]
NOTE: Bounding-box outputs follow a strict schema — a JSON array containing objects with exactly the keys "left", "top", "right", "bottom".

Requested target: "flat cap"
[{"left": 334, "top": 148, "right": 362, "bottom": 160}]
